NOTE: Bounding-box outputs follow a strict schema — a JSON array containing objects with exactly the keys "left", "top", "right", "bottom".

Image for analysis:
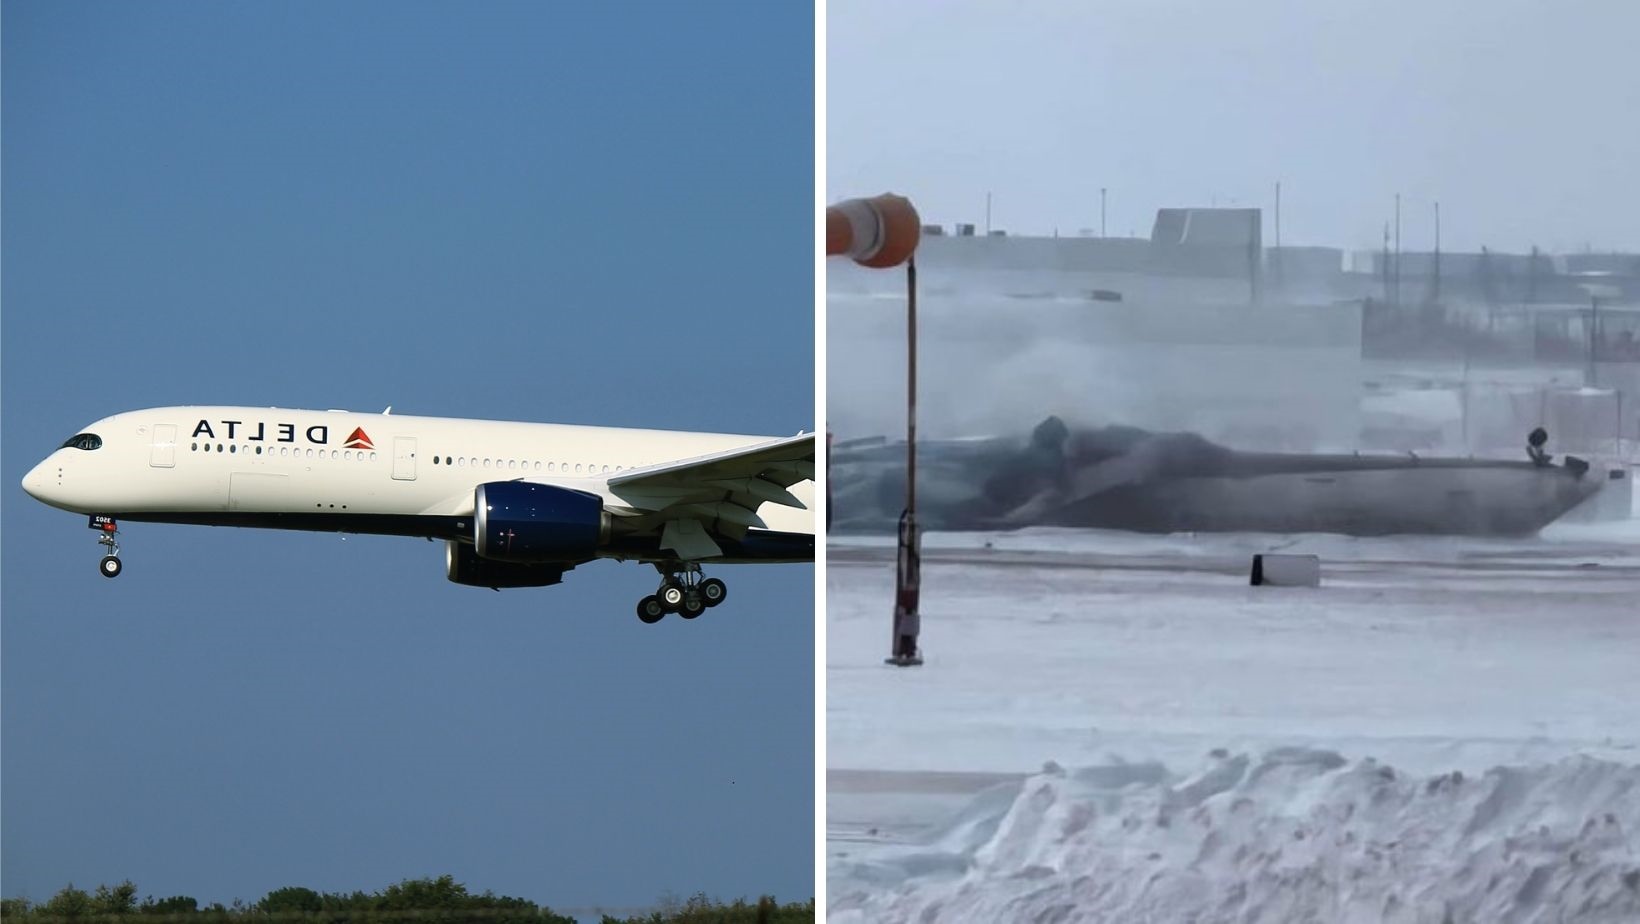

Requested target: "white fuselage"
[{"left": 23, "top": 406, "right": 814, "bottom": 546}]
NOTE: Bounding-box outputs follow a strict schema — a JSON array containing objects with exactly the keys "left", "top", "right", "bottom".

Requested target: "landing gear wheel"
[
  {"left": 94, "top": 521, "right": 123, "bottom": 578},
  {"left": 652, "top": 561, "right": 722, "bottom": 619},
  {"left": 700, "top": 578, "right": 727, "bottom": 607},
  {"left": 659, "top": 583, "right": 686, "bottom": 611},
  {"left": 637, "top": 596, "right": 666, "bottom": 624}
]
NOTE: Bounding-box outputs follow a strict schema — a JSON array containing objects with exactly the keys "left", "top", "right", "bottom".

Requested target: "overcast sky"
[
  {"left": 828, "top": 0, "right": 1640, "bottom": 255},
  {"left": 3, "top": 0, "right": 811, "bottom": 914}
]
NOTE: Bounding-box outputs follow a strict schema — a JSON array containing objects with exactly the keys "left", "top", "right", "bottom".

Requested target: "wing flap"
[
  {"left": 705, "top": 477, "right": 806, "bottom": 509},
  {"left": 608, "top": 433, "right": 814, "bottom": 513}
]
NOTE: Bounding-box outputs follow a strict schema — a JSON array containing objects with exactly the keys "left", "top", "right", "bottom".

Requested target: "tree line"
[{"left": 0, "top": 876, "right": 813, "bottom": 924}]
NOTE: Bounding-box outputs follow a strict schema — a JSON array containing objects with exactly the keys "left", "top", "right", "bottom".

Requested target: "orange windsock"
[{"left": 827, "top": 194, "right": 920, "bottom": 268}]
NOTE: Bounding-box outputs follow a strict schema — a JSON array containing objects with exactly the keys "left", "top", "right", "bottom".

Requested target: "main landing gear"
[
  {"left": 635, "top": 562, "right": 729, "bottom": 624},
  {"left": 92, "top": 516, "right": 123, "bottom": 578}
]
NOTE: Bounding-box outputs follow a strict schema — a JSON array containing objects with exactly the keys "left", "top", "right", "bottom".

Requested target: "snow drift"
[{"left": 829, "top": 749, "right": 1640, "bottom": 923}]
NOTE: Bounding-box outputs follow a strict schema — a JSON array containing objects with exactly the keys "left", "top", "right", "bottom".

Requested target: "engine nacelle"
[
  {"left": 474, "top": 481, "right": 609, "bottom": 563},
  {"left": 446, "top": 541, "right": 569, "bottom": 589}
]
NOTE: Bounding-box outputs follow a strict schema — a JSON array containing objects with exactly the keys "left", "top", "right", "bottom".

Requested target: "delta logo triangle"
[{"left": 343, "top": 427, "right": 375, "bottom": 450}]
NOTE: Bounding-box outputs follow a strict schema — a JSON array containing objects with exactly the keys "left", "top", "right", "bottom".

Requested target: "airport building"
[{"left": 828, "top": 206, "right": 1639, "bottom": 461}]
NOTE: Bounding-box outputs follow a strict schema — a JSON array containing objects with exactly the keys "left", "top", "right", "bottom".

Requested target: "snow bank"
[{"left": 829, "top": 750, "right": 1640, "bottom": 923}]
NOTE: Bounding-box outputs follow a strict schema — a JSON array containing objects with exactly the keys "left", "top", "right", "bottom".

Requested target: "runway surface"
[{"left": 827, "top": 520, "right": 1640, "bottom": 921}]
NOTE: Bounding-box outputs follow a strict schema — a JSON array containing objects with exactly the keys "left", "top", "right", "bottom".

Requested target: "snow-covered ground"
[{"left": 827, "top": 518, "right": 1640, "bottom": 921}]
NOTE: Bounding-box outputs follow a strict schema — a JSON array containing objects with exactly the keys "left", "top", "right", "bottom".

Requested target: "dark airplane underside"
[
  {"left": 829, "top": 420, "right": 1605, "bottom": 538},
  {"left": 111, "top": 510, "right": 814, "bottom": 564}
]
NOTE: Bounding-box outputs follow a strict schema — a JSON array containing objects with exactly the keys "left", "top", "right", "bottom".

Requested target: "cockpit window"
[{"left": 61, "top": 433, "right": 103, "bottom": 451}]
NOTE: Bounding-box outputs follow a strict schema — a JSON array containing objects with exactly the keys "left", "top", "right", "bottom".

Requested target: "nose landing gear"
[
  {"left": 90, "top": 514, "right": 123, "bottom": 578},
  {"left": 634, "top": 562, "right": 728, "bottom": 623}
]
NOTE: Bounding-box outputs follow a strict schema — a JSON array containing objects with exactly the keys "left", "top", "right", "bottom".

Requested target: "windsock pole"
[
  {"left": 825, "top": 194, "right": 924, "bottom": 666},
  {"left": 888, "top": 256, "right": 924, "bottom": 666}
]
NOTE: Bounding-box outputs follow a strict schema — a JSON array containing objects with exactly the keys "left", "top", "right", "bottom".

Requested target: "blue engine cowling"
[
  {"left": 446, "top": 541, "right": 572, "bottom": 588},
  {"left": 474, "top": 481, "right": 609, "bottom": 563}
]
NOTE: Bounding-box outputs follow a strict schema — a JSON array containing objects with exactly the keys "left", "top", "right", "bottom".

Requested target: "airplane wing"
[{"left": 601, "top": 433, "right": 814, "bottom": 559}]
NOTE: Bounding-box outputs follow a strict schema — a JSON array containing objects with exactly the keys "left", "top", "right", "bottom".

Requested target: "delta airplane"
[{"left": 22, "top": 406, "right": 814, "bottom": 622}]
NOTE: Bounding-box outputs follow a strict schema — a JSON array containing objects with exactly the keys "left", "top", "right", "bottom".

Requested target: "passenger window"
[
  {"left": 255, "top": 446, "right": 262, "bottom": 455},
  {"left": 191, "top": 442, "right": 198, "bottom": 452},
  {"left": 508, "top": 460, "right": 516, "bottom": 470},
  {"left": 534, "top": 461, "right": 542, "bottom": 471}
]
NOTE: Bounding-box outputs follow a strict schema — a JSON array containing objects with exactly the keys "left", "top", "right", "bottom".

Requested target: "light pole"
[
  {"left": 1393, "top": 192, "right": 1401, "bottom": 309},
  {"left": 1574, "top": 282, "right": 1623, "bottom": 391},
  {"left": 1588, "top": 293, "right": 1600, "bottom": 388}
]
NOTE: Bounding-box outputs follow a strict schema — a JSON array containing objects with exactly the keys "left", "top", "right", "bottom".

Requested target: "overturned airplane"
[{"left": 829, "top": 418, "right": 1605, "bottom": 537}]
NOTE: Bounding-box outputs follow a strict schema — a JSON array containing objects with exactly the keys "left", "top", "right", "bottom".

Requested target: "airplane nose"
[{"left": 22, "top": 459, "right": 59, "bottom": 504}]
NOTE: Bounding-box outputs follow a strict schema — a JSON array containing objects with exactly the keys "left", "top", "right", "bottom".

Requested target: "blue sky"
[{"left": 2, "top": 0, "right": 813, "bottom": 913}]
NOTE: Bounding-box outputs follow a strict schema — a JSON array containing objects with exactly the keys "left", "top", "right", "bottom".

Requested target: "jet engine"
[
  {"left": 473, "top": 481, "right": 611, "bottom": 563},
  {"left": 446, "top": 541, "right": 570, "bottom": 588}
]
